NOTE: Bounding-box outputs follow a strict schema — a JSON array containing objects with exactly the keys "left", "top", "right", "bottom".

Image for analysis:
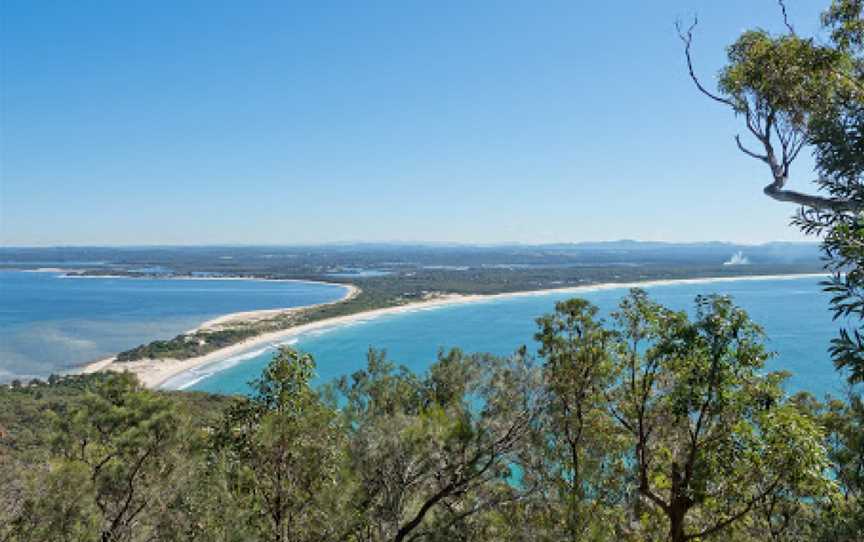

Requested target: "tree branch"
[
  {"left": 735, "top": 135, "right": 770, "bottom": 163},
  {"left": 676, "top": 17, "right": 735, "bottom": 108},
  {"left": 676, "top": 14, "right": 862, "bottom": 214},
  {"left": 763, "top": 183, "right": 861, "bottom": 212},
  {"left": 685, "top": 476, "right": 783, "bottom": 541},
  {"left": 777, "top": 0, "right": 796, "bottom": 35}
]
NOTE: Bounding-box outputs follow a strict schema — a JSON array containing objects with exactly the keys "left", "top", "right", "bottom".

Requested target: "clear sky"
[{"left": 0, "top": 0, "right": 831, "bottom": 246}]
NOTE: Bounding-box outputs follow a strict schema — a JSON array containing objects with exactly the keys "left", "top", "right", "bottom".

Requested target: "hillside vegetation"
[{"left": 2, "top": 291, "right": 862, "bottom": 541}]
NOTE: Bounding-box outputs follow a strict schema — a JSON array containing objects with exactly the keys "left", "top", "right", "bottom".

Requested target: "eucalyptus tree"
[
  {"left": 9, "top": 373, "right": 183, "bottom": 542},
  {"left": 606, "top": 290, "right": 833, "bottom": 542},
  {"left": 529, "top": 299, "right": 629, "bottom": 540},
  {"left": 210, "top": 347, "right": 349, "bottom": 542},
  {"left": 791, "top": 391, "right": 864, "bottom": 541},
  {"left": 680, "top": 3, "right": 864, "bottom": 537},
  {"left": 680, "top": 0, "right": 864, "bottom": 382},
  {"left": 334, "top": 348, "right": 543, "bottom": 542}
]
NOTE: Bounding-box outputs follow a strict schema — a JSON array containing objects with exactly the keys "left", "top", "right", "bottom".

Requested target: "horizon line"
[{"left": 0, "top": 239, "right": 820, "bottom": 250}]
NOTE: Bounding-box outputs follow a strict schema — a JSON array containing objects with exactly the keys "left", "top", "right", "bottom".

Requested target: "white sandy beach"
[
  {"left": 79, "top": 283, "right": 360, "bottom": 386},
  {"left": 80, "top": 273, "right": 826, "bottom": 389}
]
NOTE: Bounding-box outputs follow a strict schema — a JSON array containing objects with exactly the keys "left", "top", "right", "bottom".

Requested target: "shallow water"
[
  {"left": 0, "top": 271, "right": 349, "bottom": 382},
  {"left": 183, "top": 276, "right": 849, "bottom": 398}
]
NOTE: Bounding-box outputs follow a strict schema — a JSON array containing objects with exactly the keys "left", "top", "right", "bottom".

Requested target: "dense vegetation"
[
  {"left": 3, "top": 3, "right": 862, "bottom": 541},
  {"left": 115, "top": 328, "right": 261, "bottom": 362},
  {"left": 3, "top": 291, "right": 862, "bottom": 541},
  {"left": 113, "top": 259, "right": 822, "bottom": 363}
]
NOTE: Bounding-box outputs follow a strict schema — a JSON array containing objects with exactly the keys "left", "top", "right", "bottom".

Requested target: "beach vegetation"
[{"left": 112, "top": 258, "right": 823, "bottom": 365}]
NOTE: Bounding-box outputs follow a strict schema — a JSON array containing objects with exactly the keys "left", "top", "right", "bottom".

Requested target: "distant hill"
[{"left": 0, "top": 241, "right": 822, "bottom": 275}]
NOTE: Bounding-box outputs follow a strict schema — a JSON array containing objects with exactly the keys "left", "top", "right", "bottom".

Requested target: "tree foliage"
[
  {"left": 1, "top": 294, "right": 859, "bottom": 541},
  {"left": 683, "top": 0, "right": 864, "bottom": 383},
  {"left": 529, "top": 299, "right": 628, "bottom": 540},
  {"left": 334, "top": 347, "right": 543, "bottom": 542},
  {"left": 8, "top": 373, "right": 182, "bottom": 542},
  {"left": 609, "top": 291, "right": 833, "bottom": 541},
  {"left": 210, "top": 347, "right": 349, "bottom": 542}
]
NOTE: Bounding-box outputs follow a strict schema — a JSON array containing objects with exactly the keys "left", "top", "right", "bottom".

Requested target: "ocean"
[
  {"left": 179, "top": 276, "right": 850, "bottom": 399},
  {"left": 0, "top": 270, "right": 349, "bottom": 382}
]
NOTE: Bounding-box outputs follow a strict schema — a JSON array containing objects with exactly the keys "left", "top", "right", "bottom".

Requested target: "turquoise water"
[
  {"left": 185, "top": 276, "right": 849, "bottom": 398},
  {"left": 0, "top": 271, "right": 349, "bottom": 382}
]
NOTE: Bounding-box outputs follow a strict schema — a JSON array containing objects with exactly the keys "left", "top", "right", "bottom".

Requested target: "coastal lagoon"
[
  {"left": 180, "top": 276, "right": 849, "bottom": 398},
  {"left": 0, "top": 270, "right": 349, "bottom": 382}
]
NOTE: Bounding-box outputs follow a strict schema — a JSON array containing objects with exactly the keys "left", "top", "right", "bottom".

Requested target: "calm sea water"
[
  {"left": 183, "top": 276, "right": 849, "bottom": 398},
  {"left": 0, "top": 271, "right": 349, "bottom": 382}
]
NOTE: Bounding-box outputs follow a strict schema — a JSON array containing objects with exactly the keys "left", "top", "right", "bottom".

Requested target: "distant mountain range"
[{"left": 0, "top": 241, "right": 822, "bottom": 274}]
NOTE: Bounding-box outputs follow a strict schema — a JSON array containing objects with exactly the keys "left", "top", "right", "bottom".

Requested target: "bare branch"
[
  {"left": 676, "top": 17, "right": 736, "bottom": 108},
  {"left": 788, "top": 138, "right": 805, "bottom": 164},
  {"left": 777, "top": 0, "right": 796, "bottom": 35},
  {"left": 740, "top": 105, "right": 861, "bottom": 211},
  {"left": 745, "top": 111, "right": 768, "bottom": 144},
  {"left": 763, "top": 182, "right": 860, "bottom": 212},
  {"left": 735, "top": 135, "right": 770, "bottom": 163},
  {"left": 678, "top": 11, "right": 863, "bottom": 218}
]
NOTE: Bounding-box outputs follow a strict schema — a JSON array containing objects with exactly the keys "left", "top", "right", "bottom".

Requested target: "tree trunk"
[
  {"left": 668, "top": 462, "right": 690, "bottom": 542},
  {"left": 668, "top": 506, "right": 687, "bottom": 542}
]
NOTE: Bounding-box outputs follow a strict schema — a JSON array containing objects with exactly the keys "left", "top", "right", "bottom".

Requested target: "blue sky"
[{"left": 1, "top": 0, "right": 830, "bottom": 245}]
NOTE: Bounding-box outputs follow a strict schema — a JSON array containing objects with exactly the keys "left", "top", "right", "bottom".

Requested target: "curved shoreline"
[
  {"left": 78, "top": 282, "right": 360, "bottom": 382},
  {"left": 192, "top": 283, "right": 360, "bottom": 331},
  {"left": 81, "top": 273, "right": 826, "bottom": 390}
]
